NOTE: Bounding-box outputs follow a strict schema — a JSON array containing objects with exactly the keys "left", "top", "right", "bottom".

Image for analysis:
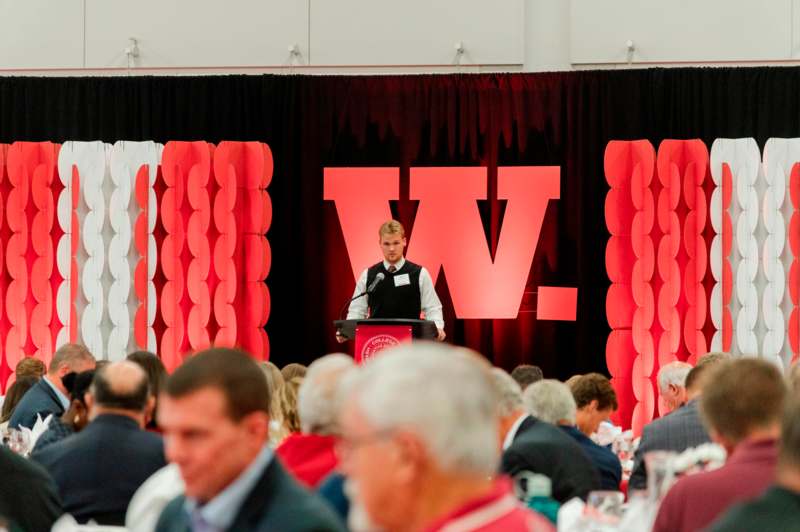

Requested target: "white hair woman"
[{"left": 275, "top": 353, "right": 354, "bottom": 489}]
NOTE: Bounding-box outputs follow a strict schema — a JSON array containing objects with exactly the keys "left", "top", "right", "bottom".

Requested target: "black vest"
[{"left": 366, "top": 260, "right": 422, "bottom": 319}]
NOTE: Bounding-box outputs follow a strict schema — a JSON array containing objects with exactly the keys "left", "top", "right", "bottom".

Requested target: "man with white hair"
[
  {"left": 276, "top": 353, "right": 354, "bottom": 488},
  {"left": 657, "top": 361, "right": 692, "bottom": 413},
  {"left": 526, "top": 380, "right": 621, "bottom": 490},
  {"left": 339, "top": 344, "right": 553, "bottom": 531},
  {"left": 492, "top": 368, "right": 600, "bottom": 503},
  {"left": 629, "top": 353, "right": 727, "bottom": 490}
]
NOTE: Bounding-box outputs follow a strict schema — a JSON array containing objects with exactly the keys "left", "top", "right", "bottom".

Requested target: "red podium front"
[{"left": 334, "top": 319, "right": 438, "bottom": 364}]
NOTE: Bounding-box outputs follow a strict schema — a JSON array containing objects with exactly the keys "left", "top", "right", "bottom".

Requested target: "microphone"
[
  {"left": 338, "top": 272, "right": 386, "bottom": 321},
  {"left": 366, "top": 272, "right": 385, "bottom": 293}
]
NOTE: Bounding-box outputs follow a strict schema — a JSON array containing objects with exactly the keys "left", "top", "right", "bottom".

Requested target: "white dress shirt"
[
  {"left": 503, "top": 414, "right": 530, "bottom": 450},
  {"left": 346, "top": 257, "right": 444, "bottom": 330}
]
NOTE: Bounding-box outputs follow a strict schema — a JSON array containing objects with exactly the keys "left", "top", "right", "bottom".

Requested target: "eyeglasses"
[{"left": 335, "top": 429, "right": 396, "bottom": 460}]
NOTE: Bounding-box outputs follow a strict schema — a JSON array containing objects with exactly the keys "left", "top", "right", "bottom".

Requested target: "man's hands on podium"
[{"left": 335, "top": 331, "right": 347, "bottom": 344}]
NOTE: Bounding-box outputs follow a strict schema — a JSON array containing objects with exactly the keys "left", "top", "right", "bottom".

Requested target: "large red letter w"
[{"left": 324, "top": 166, "right": 562, "bottom": 319}]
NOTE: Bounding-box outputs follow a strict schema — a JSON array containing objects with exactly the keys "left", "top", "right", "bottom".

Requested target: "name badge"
[{"left": 394, "top": 273, "right": 411, "bottom": 287}]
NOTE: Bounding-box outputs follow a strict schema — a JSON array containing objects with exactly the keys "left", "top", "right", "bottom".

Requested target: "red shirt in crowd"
[
  {"left": 652, "top": 438, "right": 778, "bottom": 532},
  {"left": 275, "top": 433, "right": 338, "bottom": 488},
  {"left": 422, "top": 479, "right": 555, "bottom": 532}
]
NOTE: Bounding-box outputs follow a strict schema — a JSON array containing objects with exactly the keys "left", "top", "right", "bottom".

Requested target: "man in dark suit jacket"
[
  {"left": 628, "top": 353, "right": 728, "bottom": 490},
  {"left": 492, "top": 369, "right": 600, "bottom": 503},
  {"left": 502, "top": 415, "right": 601, "bottom": 502},
  {"left": 524, "top": 378, "right": 622, "bottom": 490},
  {"left": 0, "top": 446, "right": 63, "bottom": 532},
  {"left": 155, "top": 348, "right": 345, "bottom": 532},
  {"left": 33, "top": 360, "right": 165, "bottom": 525},
  {"left": 10, "top": 343, "right": 95, "bottom": 429}
]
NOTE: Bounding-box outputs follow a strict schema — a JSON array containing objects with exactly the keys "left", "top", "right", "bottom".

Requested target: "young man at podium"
[{"left": 336, "top": 220, "right": 446, "bottom": 342}]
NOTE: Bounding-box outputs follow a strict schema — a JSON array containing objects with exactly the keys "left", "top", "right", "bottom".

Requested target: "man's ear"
[
  {"left": 144, "top": 395, "right": 156, "bottom": 424},
  {"left": 589, "top": 399, "right": 599, "bottom": 413},
  {"left": 392, "top": 430, "right": 425, "bottom": 484},
  {"left": 57, "top": 365, "right": 71, "bottom": 378},
  {"left": 84, "top": 392, "right": 94, "bottom": 412},
  {"left": 241, "top": 411, "right": 270, "bottom": 441}
]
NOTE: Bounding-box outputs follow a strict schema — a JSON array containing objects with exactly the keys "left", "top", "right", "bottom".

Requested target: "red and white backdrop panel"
[
  {"left": 606, "top": 138, "right": 800, "bottom": 434},
  {"left": 0, "top": 141, "right": 271, "bottom": 391}
]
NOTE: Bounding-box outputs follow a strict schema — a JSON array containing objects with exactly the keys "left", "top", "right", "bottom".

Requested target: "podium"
[{"left": 334, "top": 319, "right": 438, "bottom": 363}]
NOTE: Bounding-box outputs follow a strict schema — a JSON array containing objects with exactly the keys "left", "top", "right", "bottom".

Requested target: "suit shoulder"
[
  {"left": 258, "top": 463, "right": 346, "bottom": 531},
  {"left": 154, "top": 496, "right": 188, "bottom": 531}
]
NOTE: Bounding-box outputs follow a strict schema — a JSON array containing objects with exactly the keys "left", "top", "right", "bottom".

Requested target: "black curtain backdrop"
[{"left": 1, "top": 68, "right": 798, "bottom": 377}]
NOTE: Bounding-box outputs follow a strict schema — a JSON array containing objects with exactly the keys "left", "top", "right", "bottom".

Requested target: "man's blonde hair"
[{"left": 378, "top": 220, "right": 405, "bottom": 238}]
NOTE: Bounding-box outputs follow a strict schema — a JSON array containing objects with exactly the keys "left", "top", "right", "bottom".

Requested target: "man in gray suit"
[
  {"left": 155, "top": 348, "right": 345, "bottom": 532},
  {"left": 629, "top": 353, "right": 728, "bottom": 490}
]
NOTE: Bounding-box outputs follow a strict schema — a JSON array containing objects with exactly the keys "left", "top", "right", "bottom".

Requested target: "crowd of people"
[{"left": 0, "top": 342, "right": 799, "bottom": 531}]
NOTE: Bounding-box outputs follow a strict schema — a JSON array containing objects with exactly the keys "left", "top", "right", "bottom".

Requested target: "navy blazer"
[
  {"left": 501, "top": 415, "right": 601, "bottom": 503},
  {"left": 629, "top": 399, "right": 710, "bottom": 490},
  {"left": 156, "top": 458, "right": 346, "bottom": 532},
  {"left": 8, "top": 378, "right": 65, "bottom": 429},
  {"left": 32, "top": 414, "right": 166, "bottom": 525},
  {"left": 560, "top": 425, "right": 622, "bottom": 490}
]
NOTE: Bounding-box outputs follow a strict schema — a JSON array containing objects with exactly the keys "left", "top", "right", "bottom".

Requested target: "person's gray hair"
[
  {"left": 349, "top": 342, "right": 500, "bottom": 476},
  {"left": 49, "top": 343, "right": 95, "bottom": 374},
  {"left": 298, "top": 353, "right": 355, "bottom": 435},
  {"left": 489, "top": 368, "right": 524, "bottom": 418},
  {"left": 657, "top": 361, "right": 692, "bottom": 393},
  {"left": 524, "top": 379, "right": 576, "bottom": 425}
]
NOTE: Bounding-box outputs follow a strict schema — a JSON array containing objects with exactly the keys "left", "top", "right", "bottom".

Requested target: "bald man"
[{"left": 33, "top": 360, "right": 166, "bottom": 525}]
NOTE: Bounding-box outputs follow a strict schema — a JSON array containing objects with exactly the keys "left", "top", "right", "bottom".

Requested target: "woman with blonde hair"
[
  {"left": 279, "top": 376, "right": 303, "bottom": 437},
  {"left": 259, "top": 361, "right": 287, "bottom": 446}
]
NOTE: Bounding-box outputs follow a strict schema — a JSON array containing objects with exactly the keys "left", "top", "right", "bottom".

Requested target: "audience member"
[
  {"left": 260, "top": 361, "right": 288, "bottom": 445},
  {"left": 33, "top": 360, "right": 165, "bottom": 525},
  {"left": 653, "top": 358, "right": 787, "bottom": 532},
  {"left": 788, "top": 360, "right": 800, "bottom": 394},
  {"left": 568, "top": 373, "right": 618, "bottom": 437},
  {"left": 282, "top": 362, "right": 308, "bottom": 381},
  {"left": 32, "top": 370, "right": 94, "bottom": 453},
  {"left": 127, "top": 350, "right": 168, "bottom": 429},
  {"left": 156, "top": 348, "right": 344, "bottom": 531},
  {"left": 10, "top": 343, "right": 96, "bottom": 429},
  {"left": 277, "top": 354, "right": 354, "bottom": 488},
  {"left": 493, "top": 368, "right": 601, "bottom": 503},
  {"left": 710, "top": 394, "right": 800, "bottom": 531},
  {"left": 510, "top": 364, "right": 544, "bottom": 391},
  {"left": 280, "top": 375, "right": 303, "bottom": 435},
  {"left": 629, "top": 352, "right": 728, "bottom": 490},
  {"left": 339, "top": 344, "right": 554, "bottom": 531},
  {"left": 657, "top": 361, "right": 692, "bottom": 413},
  {"left": 0, "top": 445, "right": 62, "bottom": 532},
  {"left": 15, "top": 357, "right": 46, "bottom": 379},
  {"left": 527, "top": 379, "right": 621, "bottom": 490},
  {"left": 0, "top": 375, "right": 38, "bottom": 427}
]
